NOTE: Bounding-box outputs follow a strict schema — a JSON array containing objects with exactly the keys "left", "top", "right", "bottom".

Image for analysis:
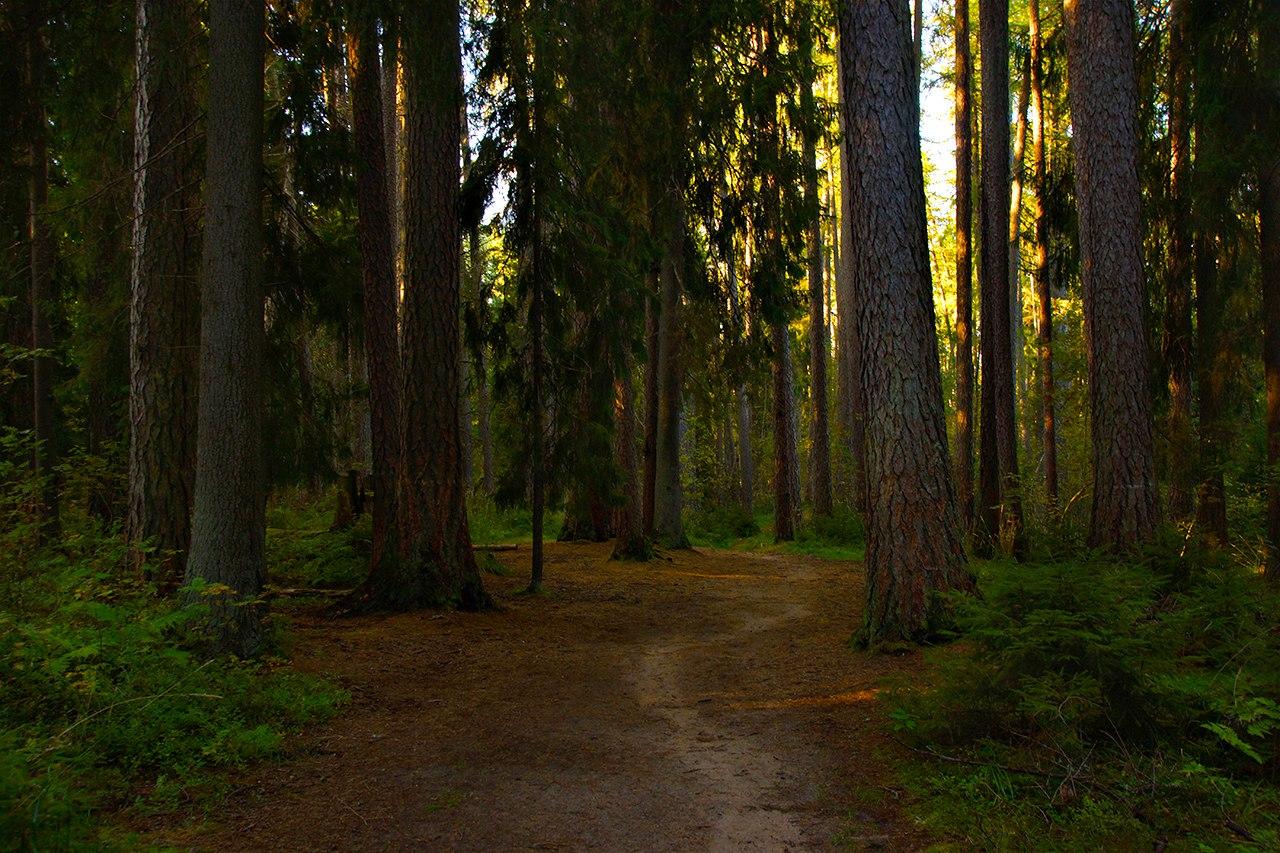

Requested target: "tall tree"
[
  {"left": 978, "top": 0, "right": 1022, "bottom": 555},
  {"left": 129, "top": 0, "right": 201, "bottom": 588},
  {"left": 772, "top": 318, "right": 801, "bottom": 540},
  {"left": 801, "top": 13, "right": 831, "bottom": 517},
  {"left": 24, "top": 4, "right": 58, "bottom": 530},
  {"left": 371, "top": 0, "right": 487, "bottom": 608},
  {"left": 953, "top": 0, "right": 975, "bottom": 530},
  {"left": 1261, "top": 0, "right": 1280, "bottom": 582},
  {"left": 642, "top": 279, "right": 659, "bottom": 532},
  {"left": 185, "top": 0, "right": 267, "bottom": 656},
  {"left": 1028, "top": 0, "right": 1057, "bottom": 507},
  {"left": 838, "top": 0, "right": 972, "bottom": 644},
  {"left": 1064, "top": 0, "right": 1159, "bottom": 547},
  {"left": 1162, "top": 0, "right": 1194, "bottom": 520},
  {"left": 727, "top": 243, "right": 754, "bottom": 515},
  {"left": 346, "top": 9, "right": 401, "bottom": 580}
]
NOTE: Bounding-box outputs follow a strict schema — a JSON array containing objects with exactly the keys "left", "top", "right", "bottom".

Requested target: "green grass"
[{"left": 688, "top": 504, "right": 866, "bottom": 561}]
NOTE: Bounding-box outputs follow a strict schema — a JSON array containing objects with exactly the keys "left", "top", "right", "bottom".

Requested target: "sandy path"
[{"left": 158, "top": 543, "right": 927, "bottom": 851}]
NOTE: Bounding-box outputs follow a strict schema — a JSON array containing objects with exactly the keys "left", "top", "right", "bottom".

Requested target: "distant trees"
[
  {"left": 185, "top": 0, "right": 267, "bottom": 656},
  {"left": 1064, "top": 0, "right": 1158, "bottom": 547},
  {"left": 128, "top": 0, "right": 201, "bottom": 588},
  {"left": 838, "top": 0, "right": 972, "bottom": 643}
]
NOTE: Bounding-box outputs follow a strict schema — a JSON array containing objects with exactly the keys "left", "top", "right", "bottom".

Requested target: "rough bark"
[
  {"left": 1262, "top": 0, "right": 1280, "bottom": 581},
  {"left": 1009, "top": 45, "right": 1030, "bottom": 449},
  {"left": 772, "top": 320, "right": 801, "bottom": 541},
  {"left": 185, "top": 0, "right": 267, "bottom": 657},
  {"left": 802, "top": 19, "right": 831, "bottom": 517},
  {"left": 381, "top": 16, "right": 401, "bottom": 291},
  {"left": 1029, "top": 0, "right": 1058, "bottom": 507},
  {"left": 642, "top": 287, "right": 659, "bottom": 532},
  {"left": 611, "top": 369, "right": 651, "bottom": 560},
  {"left": 1064, "top": 0, "right": 1159, "bottom": 548},
  {"left": 837, "top": 0, "right": 973, "bottom": 645},
  {"left": 653, "top": 196, "right": 689, "bottom": 548},
  {"left": 1163, "top": 0, "right": 1194, "bottom": 520},
  {"left": 24, "top": 9, "right": 58, "bottom": 531},
  {"left": 953, "top": 0, "right": 975, "bottom": 530},
  {"left": 128, "top": 0, "right": 201, "bottom": 588},
  {"left": 376, "top": 0, "right": 487, "bottom": 609},
  {"left": 978, "top": 0, "right": 1023, "bottom": 555},
  {"left": 347, "top": 17, "right": 402, "bottom": 580}
]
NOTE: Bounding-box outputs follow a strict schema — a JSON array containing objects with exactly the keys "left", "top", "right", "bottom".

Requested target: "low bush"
[{"left": 890, "top": 541, "right": 1280, "bottom": 848}]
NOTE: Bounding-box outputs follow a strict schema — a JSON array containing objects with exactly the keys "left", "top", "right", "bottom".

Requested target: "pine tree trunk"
[
  {"left": 1065, "top": 0, "right": 1159, "bottom": 548},
  {"left": 772, "top": 319, "right": 801, "bottom": 541},
  {"left": 24, "top": 10, "right": 58, "bottom": 531},
  {"left": 653, "top": 194, "right": 689, "bottom": 548},
  {"left": 727, "top": 246, "right": 754, "bottom": 515},
  {"left": 838, "top": 0, "right": 973, "bottom": 645},
  {"left": 129, "top": 0, "right": 201, "bottom": 588},
  {"left": 642, "top": 287, "right": 659, "bottom": 532},
  {"left": 1009, "top": 46, "right": 1030, "bottom": 455},
  {"left": 381, "top": 0, "right": 487, "bottom": 609},
  {"left": 346, "top": 16, "right": 402, "bottom": 581},
  {"left": 953, "top": 0, "right": 975, "bottom": 531},
  {"left": 611, "top": 367, "right": 650, "bottom": 559},
  {"left": 381, "top": 16, "right": 401, "bottom": 291},
  {"left": 1029, "top": 0, "right": 1058, "bottom": 508},
  {"left": 1163, "top": 0, "right": 1195, "bottom": 520},
  {"left": 802, "top": 19, "right": 831, "bottom": 518},
  {"left": 1261, "top": 0, "right": 1280, "bottom": 581},
  {"left": 186, "top": 0, "right": 267, "bottom": 657}
]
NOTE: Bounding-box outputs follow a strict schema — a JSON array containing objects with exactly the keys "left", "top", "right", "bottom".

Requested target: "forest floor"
[{"left": 149, "top": 542, "right": 930, "bottom": 851}]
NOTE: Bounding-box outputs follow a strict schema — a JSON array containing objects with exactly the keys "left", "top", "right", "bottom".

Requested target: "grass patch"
[{"left": 689, "top": 504, "right": 865, "bottom": 561}]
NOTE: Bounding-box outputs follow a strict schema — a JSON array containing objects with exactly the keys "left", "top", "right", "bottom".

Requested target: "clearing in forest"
[{"left": 155, "top": 543, "right": 927, "bottom": 851}]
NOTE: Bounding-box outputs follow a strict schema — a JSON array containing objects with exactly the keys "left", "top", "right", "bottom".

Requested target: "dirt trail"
[{"left": 161, "top": 543, "right": 928, "bottom": 851}]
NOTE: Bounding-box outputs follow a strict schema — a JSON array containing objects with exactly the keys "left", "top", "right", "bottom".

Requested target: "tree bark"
[
  {"left": 378, "top": 0, "right": 487, "bottom": 609},
  {"left": 978, "top": 0, "right": 1023, "bottom": 555},
  {"left": 1261, "top": 0, "right": 1280, "bottom": 581},
  {"left": 837, "top": 0, "right": 973, "bottom": 645},
  {"left": 953, "top": 0, "right": 975, "bottom": 530},
  {"left": 1009, "top": 45, "right": 1030, "bottom": 453},
  {"left": 1163, "top": 0, "right": 1194, "bottom": 520},
  {"left": 801, "top": 18, "right": 831, "bottom": 518},
  {"left": 611, "top": 367, "right": 650, "bottom": 559},
  {"left": 186, "top": 0, "right": 267, "bottom": 657},
  {"left": 727, "top": 244, "right": 754, "bottom": 515},
  {"left": 653, "top": 194, "right": 689, "bottom": 548},
  {"left": 1029, "top": 0, "right": 1058, "bottom": 508},
  {"left": 346, "top": 15, "right": 402, "bottom": 580},
  {"left": 642, "top": 286, "right": 659, "bottom": 532},
  {"left": 24, "top": 8, "right": 58, "bottom": 532},
  {"left": 129, "top": 0, "right": 201, "bottom": 589},
  {"left": 1064, "top": 0, "right": 1159, "bottom": 548},
  {"left": 772, "top": 319, "right": 800, "bottom": 541}
]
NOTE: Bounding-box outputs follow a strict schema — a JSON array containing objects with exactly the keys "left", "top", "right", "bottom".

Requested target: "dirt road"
[{"left": 169, "top": 543, "right": 928, "bottom": 851}]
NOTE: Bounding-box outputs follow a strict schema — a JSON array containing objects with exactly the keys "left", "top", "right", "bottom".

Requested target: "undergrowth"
[
  {"left": 889, "top": 535, "right": 1280, "bottom": 850},
  {"left": 689, "top": 504, "right": 865, "bottom": 560}
]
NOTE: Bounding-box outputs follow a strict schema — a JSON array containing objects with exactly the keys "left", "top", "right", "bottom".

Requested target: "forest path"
[{"left": 167, "top": 543, "right": 928, "bottom": 851}]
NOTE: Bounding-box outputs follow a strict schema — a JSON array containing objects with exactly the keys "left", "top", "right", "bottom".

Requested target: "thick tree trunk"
[
  {"left": 381, "top": 17, "right": 401, "bottom": 291},
  {"left": 642, "top": 287, "right": 659, "bottom": 532},
  {"left": 1163, "top": 0, "right": 1195, "bottom": 520},
  {"left": 24, "top": 11, "right": 58, "bottom": 531},
  {"left": 378, "top": 0, "right": 487, "bottom": 609},
  {"left": 772, "top": 320, "right": 801, "bottom": 541},
  {"left": 347, "top": 17, "right": 402, "bottom": 580},
  {"left": 129, "top": 0, "right": 201, "bottom": 589},
  {"left": 977, "top": 0, "right": 1023, "bottom": 555},
  {"left": 1065, "top": 0, "right": 1159, "bottom": 548},
  {"left": 802, "top": 21, "right": 831, "bottom": 518},
  {"left": 1261, "top": 0, "right": 1280, "bottom": 581},
  {"left": 1029, "top": 0, "right": 1058, "bottom": 508},
  {"left": 838, "top": 0, "right": 973, "bottom": 645},
  {"left": 186, "top": 0, "right": 267, "bottom": 657},
  {"left": 953, "top": 0, "right": 975, "bottom": 531},
  {"left": 611, "top": 368, "right": 650, "bottom": 559}
]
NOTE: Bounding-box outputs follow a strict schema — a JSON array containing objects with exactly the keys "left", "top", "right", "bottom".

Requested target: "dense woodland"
[{"left": 2, "top": 0, "right": 1280, "bottom": 848}]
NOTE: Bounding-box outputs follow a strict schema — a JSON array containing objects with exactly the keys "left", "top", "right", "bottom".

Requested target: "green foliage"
[
  {"left": 0, "top": 519, "right": 346, "bottom": 850},
  {"left": 890, "top": 547, "right": 1280, "bottom": 849},
  {"left": 266, "top": 495, "right": 368, "bottom": 590}
]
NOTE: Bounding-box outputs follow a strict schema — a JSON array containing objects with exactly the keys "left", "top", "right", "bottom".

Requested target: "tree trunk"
[
  {"left": 802, "top": 19, "right": 831, "bottom": 518},
  {"left": 24, "top": 9, "right": 58, "bottom": 532},
  {"left": 186, "top": 0, "right": 267, "bottom": 657},
  {"left": 381, "top": 16, "right": 401, "bottom": 293},
  {"left": 1262, "top": 0, "right": 1280, "bottom": 581},
  {"left": 772, "top": 320, "right": 801, "bottom": 541},
  {"left": 837, "top": 0, "right": 973, "bottom": 645},
  {"left": 346, "top": 15, "right": 402, "bottom": 581},
  {"left": 642, "top": 286, "right": 659, "bottom": 532},
  {"left": 1163, "top": 0, "right": 1194, "bottom": 520},
  {"left": 1009, "top": 45, "right": 1030, "bottom": 455},
  {"left": 727, "top": 245, "right": 754, "bottom": 515},
  {"left": 978, "top": 0, "right": 1023, "bottom": 556},
  {"left": 1029, "top": 0, "right": 1058, "bottom": 508},
  {"left": 129, "top": 0, "right": 201, "bottom": 588},
  {"left": 953, "top": 0, "right": 975, "bottom": 531},
  {"left": 653, "top": 195, "right": 689, "bottom": 548},
  {"left": 1064, "top": 0, "right": 1159, "bottom": 548},
  {"left": 611, "top": 368, "right": 650, "bottom": 559},
  {"left": 377, "top": 0, "right": 487, "bottom": 609}
]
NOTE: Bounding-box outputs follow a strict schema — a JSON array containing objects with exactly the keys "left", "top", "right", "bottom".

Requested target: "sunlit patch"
[{"left": 729, "top": 688, "right": 879, "bottom": 710}]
